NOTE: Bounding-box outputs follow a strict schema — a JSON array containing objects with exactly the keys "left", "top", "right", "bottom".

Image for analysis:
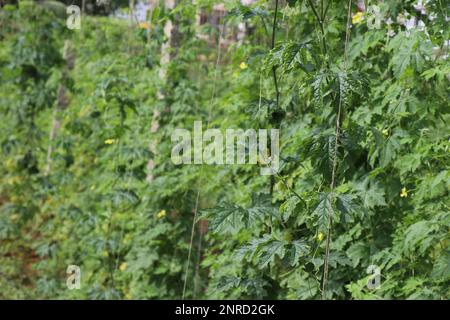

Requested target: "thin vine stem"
[
  {"left": 271, "top": 0, "right": 280, "bottom": 109},
  {"left": 276, "top": 172, "right": 307, "bottom": 208},
  {"left": 182, "top": 190, "right": 200, "bottom": 300},
  {"left": 183, "top": 14, "right": 225, "bottom": 299},
  {"left": 307, "top": 0, "right": 328, "bottom": 56},
  {"left": 321, "top": 0, "right": 353, "bottom": 300}
]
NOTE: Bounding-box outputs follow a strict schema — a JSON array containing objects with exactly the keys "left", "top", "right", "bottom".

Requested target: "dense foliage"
[{"left": 0, "top": 0, "right": 448, "bottom": 299}]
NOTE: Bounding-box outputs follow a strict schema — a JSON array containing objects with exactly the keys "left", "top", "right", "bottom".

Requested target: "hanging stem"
[
  {"left": 321, "top": 0, "right": 353, "bottom": 300},
  {"left": 182, "top": 191, "right": 200, "bottom": 300},
  {"left": 276, "top": 172, "right": 307, "bottom": 207},
  {"left": 268, "top": 0, "right": 280, "bottom": 231},
  {"left": 307, "top": 0, "right": 328, "bottom": 56},
  {"left": 193, "top": 231, "right": 203, "bottom": 297},
  {"left": 271, "top": 0, "right": 280, "bottom": 108}
]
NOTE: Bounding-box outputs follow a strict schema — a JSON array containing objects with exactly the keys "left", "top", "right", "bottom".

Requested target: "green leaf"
[
  {"left": 266, "top": 41, "right": 314, "bottom": 74},
  {"left": 201, "top": 194, "right": 276, "bottom": 234},
  {"left": 369, "top": 128, "right": 400, "bottom": 168},
  {"left": 346, "top": 242, "right": 370, "bottom": 268},
  {"left": 313, "top": 192, "right": 334, "bottom": 232},
  {"left": 336, "top": 193, "right": 357, "bottom": 214},
  {"left": 354, "top": 178, "right": 386, "bottom": 209},
  {"left": 285, "top": 240, "right": 310, "bottom": 267},
  {"left": 110, "top": 188, "right": 140, "bottom": 208},
  {"left": 240, "top": 278, "right": 268, "bottom": 299},
  {"left": 128, "top": 250, "right": 158, "bottom": 272},
  {"left": 387, "top": 31, "right": 432, "bottom": 79},
  {"left": 200, "top": 202, "right": 248, "bottom": 233},
  {"left": 237, "top": 235, "right": 298, "bottom": 269},
  {"left": 431, "top": 251, "right": 450, "bottom": 281},
  {"left": 214, "top": 276, "right": 241, "bottom": 293},
  {"left": 256, "top": 238, "right": 286, "bottom": 269},
  {"left": 403, "top": 220, "right": 438, "bottom": 255},
  {"left": 280, "top": 196, "right": 301, "bottom": 222}
]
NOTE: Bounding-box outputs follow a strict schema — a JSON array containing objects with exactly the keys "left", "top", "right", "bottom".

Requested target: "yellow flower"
[
  {"left": 239, "top": 62, "right": 248, "bottom": 70},
  {"left": 139, "top": 22, "right": 150, "bottom": 29},
  {"left": 119, "top": 262, "right": 127, "bottom": 272},
  {"left": 400, "top": 187, "right": 408, "bottom": 198},
  {"left": 317, "top": 232, "right": 325, "bottom": 242},
  {"left": 352, "top": 12, "right": 364, "bottom": 25},
  {"left": 157, "top": 209, "right": 167, "bottom": 219},
  {"left": 104, "top": 139, "right": 115, "bottom": 145},
  {"left": 382, "top": 129, "right": 389, "bottom": 136}
]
